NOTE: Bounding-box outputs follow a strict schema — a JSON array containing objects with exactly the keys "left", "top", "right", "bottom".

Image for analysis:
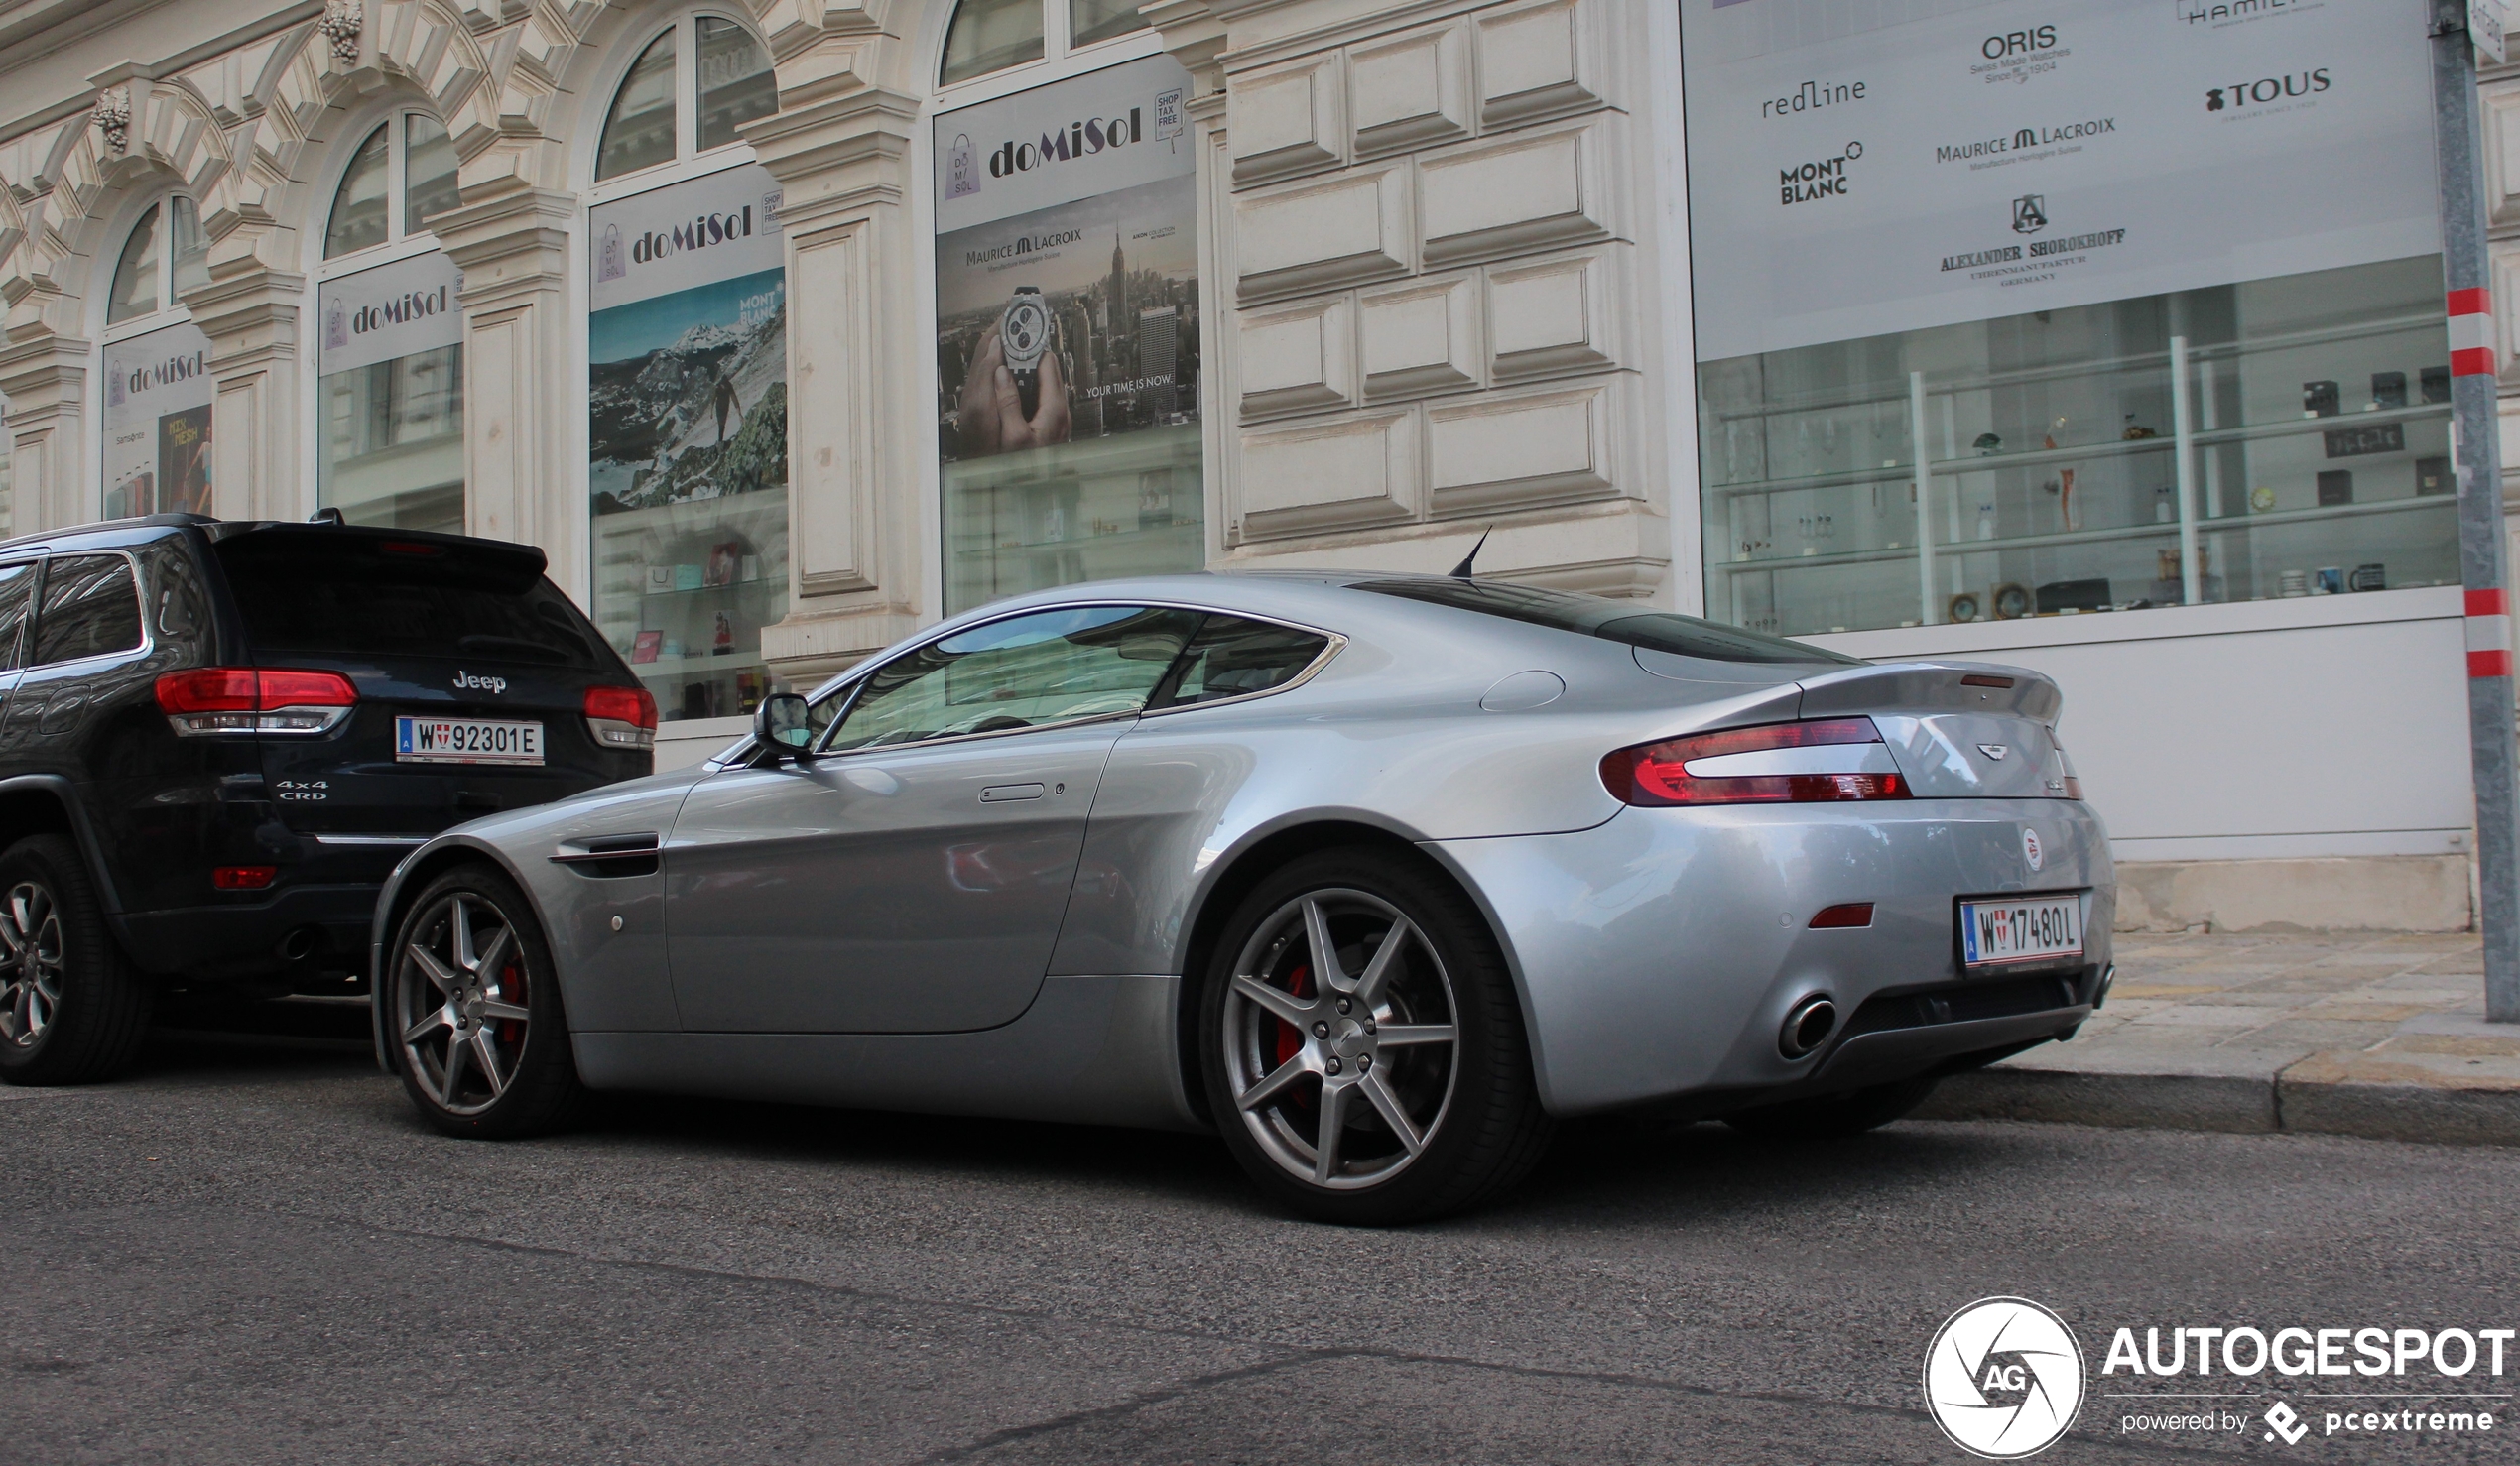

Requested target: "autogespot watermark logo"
[
  {"left": 1922, "top": 1298, "right": 2514, "bottom": 1454},
  {"left": 1924, "top": 1298, "right": 2086, "bottom": 1457}
]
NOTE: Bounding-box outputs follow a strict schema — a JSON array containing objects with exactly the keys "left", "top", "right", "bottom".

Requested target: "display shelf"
[
  {"left": 1708, "top": 401, "right": 2453, "bottom": 502},
  {"left": 1712, "top": 493, "right": 2456, "bottom": 575},
  {"left": 1702, "top": 310, "right": 2446, "bottom": 425},
  {"left": 624, "top": 651, "right": 770, "bottom": 677},
  {"left": 635, "top": 576, "right": 782, "bottom": 600},
  {"left": 949, "top": 518, "right": 1200, "bottom": 559}
]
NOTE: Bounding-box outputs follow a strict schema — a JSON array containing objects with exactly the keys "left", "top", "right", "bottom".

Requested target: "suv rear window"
[
  {"left": 1349, "top": 578, "right": 1859, "bottom": 666},
  {"left": 214, "top": 532, "right": 605, "bottom": 668}
]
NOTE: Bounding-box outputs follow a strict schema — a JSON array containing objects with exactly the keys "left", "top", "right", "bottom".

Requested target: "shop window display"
[
  {"left": 932, "top": 53, "right": 1202, "bottom": 615},
  {"left": 1677, "top": 0, "right": 2448, "bottom": 636},
  {"left": 588, "top": 162, "right": 790, "bottom": 722},
  {"left": 1701, "top": 258, "right": 2457, "bottom": 635}
]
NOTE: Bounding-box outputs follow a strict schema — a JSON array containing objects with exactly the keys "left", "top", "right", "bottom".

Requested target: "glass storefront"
[
  {"left": 587, "top": 163, "right": 791, "bottom": 722},
  {"left": 1701, "top": 257, "right": 2455, "bottom": 635},
  {"left": 932, "top": 53, "right": 1202, "bottom": 615},
  {"left": 1680, "top": 0, "right": 2447, "bottom": 634},
  {"left": 317, "top": 250, "right": 465, "bottom": 533}
]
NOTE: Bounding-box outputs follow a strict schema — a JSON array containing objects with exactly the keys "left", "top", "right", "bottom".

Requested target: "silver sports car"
[{"left": 370, "top": 572, "right": 2114, "bottom": 1224}]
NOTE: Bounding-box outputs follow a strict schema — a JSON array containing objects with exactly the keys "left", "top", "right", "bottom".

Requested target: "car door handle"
[{"left": 979, "top": 783, "right": 1046, "bottom": 803}]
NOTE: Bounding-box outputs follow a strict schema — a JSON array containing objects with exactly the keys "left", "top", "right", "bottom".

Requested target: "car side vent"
[{"left": 549, "top": 832, "right": 661, "bottom": 879}]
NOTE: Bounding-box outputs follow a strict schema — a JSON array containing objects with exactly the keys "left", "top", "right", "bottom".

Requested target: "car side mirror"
[{"left": 754, "top": 692, "right": 816, "bottom": 762}]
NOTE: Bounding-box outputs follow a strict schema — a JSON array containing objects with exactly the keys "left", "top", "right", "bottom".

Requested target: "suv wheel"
[
  {"left": 0, "top": 835, "right": 152, "bottom": 1085},
  {"left": 389, "top": 864, "right": 587, "bottom": 1139},
  {"left": 1200, "top": 849, "right": 1554, "bottom": 1226}
]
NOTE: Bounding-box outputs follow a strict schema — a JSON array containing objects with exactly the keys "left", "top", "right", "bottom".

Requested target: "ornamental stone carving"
[
  {"left": 317, "top": 0, "right": 364, "bottom": 62},
  {"left": 91, "top": 87, "right": 130, "bottom": 155}
]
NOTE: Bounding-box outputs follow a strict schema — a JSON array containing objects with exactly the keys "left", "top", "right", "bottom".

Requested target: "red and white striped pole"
[{"left": 2435, "top": 0, "right": 2520, "bottom": 1022}]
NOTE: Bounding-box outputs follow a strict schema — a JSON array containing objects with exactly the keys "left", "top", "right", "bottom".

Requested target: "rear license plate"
[
  {"left": 395, "top": 716, "right": 545, "bottom": 766},
  {"left": 1958, "top": 895, "right": 2084, "bottom": 968}
]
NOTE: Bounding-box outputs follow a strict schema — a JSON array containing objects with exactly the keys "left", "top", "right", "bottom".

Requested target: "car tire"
[
  {"left": 1200, "top": 848, "right": 1554, "bottom": 1226},
  {"left": 0, "top": 834, "right": 152, "bottom": 1085},
  {"left": 1721, "top": 1074, "right": 1943, "bottom": 1140},
  {"left": 387, "top": 863, "right": 587, "bottom": 1139}
]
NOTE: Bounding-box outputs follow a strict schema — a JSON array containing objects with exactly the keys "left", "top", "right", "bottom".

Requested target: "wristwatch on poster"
[{"left": 1000, "top": 286, "right": 1051, "bottom": 419}]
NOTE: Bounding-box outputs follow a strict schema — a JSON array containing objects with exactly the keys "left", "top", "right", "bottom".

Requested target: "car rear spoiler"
[{"left": 1793, "top": 661, "right": 2062, "bottom": 723}]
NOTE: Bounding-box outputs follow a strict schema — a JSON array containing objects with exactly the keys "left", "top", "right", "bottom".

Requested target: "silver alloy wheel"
[
  {"left": 1221, "top": 887, "right": 1460, "bottom": 1190},
  {"left": 396, "top": 891, "right": 533, "bottom": 1116},
  {"left": 0, "top": 881, "right": 63, "bottom": 1049}
]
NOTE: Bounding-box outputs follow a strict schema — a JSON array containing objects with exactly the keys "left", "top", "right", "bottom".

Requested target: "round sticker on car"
[{"left": 2022, "top": 828, "right": 2045, "bottom": 872}]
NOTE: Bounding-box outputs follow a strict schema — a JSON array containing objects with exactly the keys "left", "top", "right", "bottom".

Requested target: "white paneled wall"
[{"left": 1187, "top": 0, "right": 1675, "bottom": 597}]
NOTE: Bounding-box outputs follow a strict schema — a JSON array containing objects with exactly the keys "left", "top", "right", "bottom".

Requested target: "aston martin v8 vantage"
[{"left": 370, "top": 573, "right": 2114, "bottom": 1224}]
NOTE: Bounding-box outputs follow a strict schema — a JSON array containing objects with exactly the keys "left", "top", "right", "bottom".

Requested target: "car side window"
[
  {"left": 1152, "top": 615, "right": 1331, "bottom": 709},
  {"left": 0, "top": 561, "right": 38, "bottom": 671},
  {"left": 828, "top": 606, "right": 1203, "bottom": 751},
  {"left": 31, "top": 554, "right": 144, "bottom": 667}
]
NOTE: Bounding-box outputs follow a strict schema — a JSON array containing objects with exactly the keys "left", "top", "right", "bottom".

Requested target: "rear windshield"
[
  {"left": 1350, "top": 579, "right": 1860, "bottom": 666},
  {"left": 215, "top": 533, "right": 607, "bottom": 668}
]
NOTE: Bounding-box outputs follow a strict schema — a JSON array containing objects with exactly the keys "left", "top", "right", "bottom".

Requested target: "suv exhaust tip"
[
  {"left": 1779, "top": 996, "right": 1837, "bottom": 1059},
  {"left": 276, "top": 925, "right": 325, "bottom": 966}
]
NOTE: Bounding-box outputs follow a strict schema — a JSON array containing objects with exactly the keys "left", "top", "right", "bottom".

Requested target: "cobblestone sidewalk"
[{"left": 1920, "top": 930, "right": 2520, "bottom": 1144}]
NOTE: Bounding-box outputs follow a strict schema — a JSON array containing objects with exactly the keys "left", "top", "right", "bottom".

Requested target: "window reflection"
[
  {"left": 696, "top": 17, "right": 777, "bottom": 151},
  {"left": 324, "top": 125, "right": 391, "bottom": 258},
  {"left": 106, "top": 205, "right": 160, "bottom": 324},
  {"left": 941, "top": 0, "right": 1044, "bottom": 85},
  {"left": 405, "top": 115, "right": 463, "bottom": 230},
  {"left": 596, "top": 32, "right": 679, "bottom": 182}
]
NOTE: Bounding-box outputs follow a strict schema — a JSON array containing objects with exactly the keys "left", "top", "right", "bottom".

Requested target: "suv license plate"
[
  {"left": 396, "top": 716, "right": 545, "bottom": 766},
  {"left": 1958, "top": 895, "right": 2084, "bottom": 968}
]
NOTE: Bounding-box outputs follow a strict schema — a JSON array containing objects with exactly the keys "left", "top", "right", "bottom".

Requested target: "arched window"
[
  {"left": 98, "top": 197, "right": 216, "bottom": 519},
  {"left": 315, "top": 109, "right": 467, "bottom": 533},
  {"left": 939, "top": 0, "right": 1146, "bottom": 88},
  {"left": 594, "top": 14, "right": 777, "bottom": 183},
  {"left": 323, "top": 113, "right": 460, "bottom": 259},
  {"left": 105, "top": 197, "right": 209, "bottom": 326}
]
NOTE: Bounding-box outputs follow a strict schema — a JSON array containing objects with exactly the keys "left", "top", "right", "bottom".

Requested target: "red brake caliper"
[
  {"left": 1273, "top": 963, "right": 1312, "bottom": 1069},
  {"left": 498, "top": 953, "right": 527, "bottom": 1050}
]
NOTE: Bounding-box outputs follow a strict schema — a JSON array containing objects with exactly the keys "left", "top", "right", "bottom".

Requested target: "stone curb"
[{"left": 1916, "top": 1066, "right": 2520, "bottom": 1147}]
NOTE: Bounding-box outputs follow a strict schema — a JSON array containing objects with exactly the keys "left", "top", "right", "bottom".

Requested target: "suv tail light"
[
  {"left": 584, "top": 686, "right": 658, "bottom": 751},
  {"left": 1601, "top": 717, "right": 1909, "bottom": 807},
  {"left": 155, "top": 668, "right": 357, "bottom": 736}
]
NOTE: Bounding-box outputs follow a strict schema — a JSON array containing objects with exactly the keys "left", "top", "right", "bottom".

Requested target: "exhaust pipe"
[
  {"left": 1779, "top": 996, "right": 1837, "bottom": 1059},
  {"left": 276, "top": 925, "right": 324, "bottom": 965}
]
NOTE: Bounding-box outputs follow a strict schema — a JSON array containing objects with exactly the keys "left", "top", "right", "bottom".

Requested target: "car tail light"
[
  {"left": 155, "top": 668, "right": 357, "bottom": 736},
  {"left": 1600, "top": 717, "right": 1909, "bottom": 807},
  {"left": 212, "top": 866, "right": 278, "bottom": 891},
  {"left": 584, "top": 685, "right": 658, "bottom": 751}
]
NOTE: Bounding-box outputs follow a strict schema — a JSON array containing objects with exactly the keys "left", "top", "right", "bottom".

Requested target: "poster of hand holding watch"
[{"left": 933, "top": 53, "right": 1198, "bottom": 464}]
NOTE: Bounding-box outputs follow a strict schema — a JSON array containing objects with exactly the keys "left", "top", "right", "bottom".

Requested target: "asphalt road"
[{"left": 4, "top": 1006, "right": 2518, "bottom": 1465}]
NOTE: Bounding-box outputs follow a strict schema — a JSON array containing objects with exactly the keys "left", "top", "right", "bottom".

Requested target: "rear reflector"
[
  {"left": 156, "top": 669, "right": 357, "bottom": 736},
  {"left": 1809, "top": 903, "right": 1875, "bottom": 929},
  {"left": 212, "top": 866, "right": 278, "bottom": 891},
  {"left": 1601, "top": 718, "right": 1909, "bottom": 807},
  {"left": 584, "top": 685, "right": 659, "bottom": 751}
]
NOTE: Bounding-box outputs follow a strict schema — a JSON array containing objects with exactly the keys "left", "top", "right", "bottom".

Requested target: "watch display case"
[{"left": 1700, "top": 256, "right": 2457, "bottom": 637}]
